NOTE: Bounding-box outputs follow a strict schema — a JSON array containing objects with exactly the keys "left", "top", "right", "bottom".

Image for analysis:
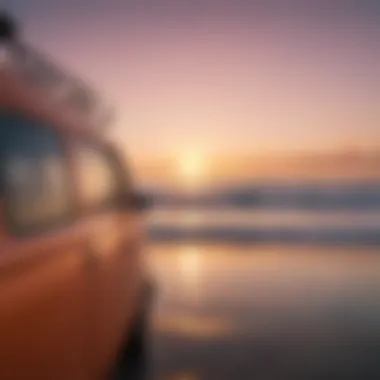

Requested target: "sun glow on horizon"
[{"left": 178, "top": 151, "right": 207, "bottom": 188}]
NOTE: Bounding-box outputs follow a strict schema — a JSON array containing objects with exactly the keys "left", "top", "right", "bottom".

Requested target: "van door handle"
[{"left": 84, "top": 244, "right": 100, "bottom": 269}]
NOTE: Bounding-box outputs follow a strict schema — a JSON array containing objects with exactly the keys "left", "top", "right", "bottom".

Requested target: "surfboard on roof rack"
[{"left": 0, "top": 11, "right": 114, "bottom": 133}]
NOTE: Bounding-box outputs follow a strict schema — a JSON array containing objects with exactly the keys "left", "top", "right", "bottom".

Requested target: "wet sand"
[{"left": 147, "top": 243, "right": 380, "bottom": 380}]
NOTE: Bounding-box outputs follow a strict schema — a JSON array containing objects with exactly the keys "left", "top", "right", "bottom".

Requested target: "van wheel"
[
  {"left": 112, "top": 309, "right": 149, "bottom": 379},
  {"left": 125, "top": 311, "right": 148, "bottom": 366}
]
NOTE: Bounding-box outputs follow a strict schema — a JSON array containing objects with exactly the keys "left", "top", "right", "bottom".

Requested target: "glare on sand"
[
  {"left": 152, "top": 246, "right": 233, "bottom": 339},
  {"left": 153, "top": 312, "right": 231, "bottom": 340}
]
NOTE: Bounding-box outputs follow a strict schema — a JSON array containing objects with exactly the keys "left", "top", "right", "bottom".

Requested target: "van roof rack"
[{"left": 0, "top": 11, "right": 114, "bottom": 133}]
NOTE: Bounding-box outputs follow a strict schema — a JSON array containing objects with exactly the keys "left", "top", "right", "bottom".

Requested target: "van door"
[
  {"left": 0, "top": 112, "right": 90, "bottom": 380},
  {"left": 73, "top": 142, "right": 143, "bottom": 377}
]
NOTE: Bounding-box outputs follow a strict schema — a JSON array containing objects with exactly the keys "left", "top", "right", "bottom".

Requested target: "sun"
[{"left": 178, "top": 151, "right": 206, "bottom": 187}]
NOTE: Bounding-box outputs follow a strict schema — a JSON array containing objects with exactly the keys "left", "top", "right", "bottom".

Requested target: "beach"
[{"left": 148, "top": 243, "right": 380, "bottom": 380}]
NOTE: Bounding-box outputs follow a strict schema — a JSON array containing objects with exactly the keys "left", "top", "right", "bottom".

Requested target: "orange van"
[{"left": 0, "top": 13, "right": 153, "bottom": 380}]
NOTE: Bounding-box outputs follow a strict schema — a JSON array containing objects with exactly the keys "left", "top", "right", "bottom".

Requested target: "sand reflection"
[
  {"left": 177, "top": 246, "right": 203, "bottom": 306},
  {"left": 154, "top": 312, "right": 231, "bottom": 340}
]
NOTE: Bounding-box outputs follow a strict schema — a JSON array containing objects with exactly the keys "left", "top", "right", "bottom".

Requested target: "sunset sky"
[{"left": 10, "top": 1, "right": 380, "bottom": 186}]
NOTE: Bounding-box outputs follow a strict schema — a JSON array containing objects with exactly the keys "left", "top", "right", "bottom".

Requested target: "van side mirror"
[{"left": 126, "top": 192, "right": 152, "bottom": 212}]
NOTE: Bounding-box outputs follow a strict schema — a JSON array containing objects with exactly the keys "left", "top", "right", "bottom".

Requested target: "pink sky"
[{"left": 12, "top": 1, "right": 380, "bottom": 161}]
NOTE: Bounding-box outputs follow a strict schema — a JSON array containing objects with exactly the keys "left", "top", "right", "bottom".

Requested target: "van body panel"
[
  {"left": 0, "top": 67, "right": 149, "bottom": 379},
  {"left": 0, "top": 228, "right": 89, "bottom": 380}
]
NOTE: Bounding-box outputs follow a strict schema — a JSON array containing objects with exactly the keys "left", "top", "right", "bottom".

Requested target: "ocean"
[{"left": 147, "top": 182, "right": 380, "bottom": 245}]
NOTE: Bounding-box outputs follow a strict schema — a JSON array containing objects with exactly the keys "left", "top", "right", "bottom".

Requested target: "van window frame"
[{"left": 72, "top": 139, "right": 129, "bottom": 216}]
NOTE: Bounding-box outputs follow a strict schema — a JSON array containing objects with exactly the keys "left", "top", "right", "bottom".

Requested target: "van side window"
[
  {"left": 75, "top": 144, "right": 120, "bottom": 212},
  {"left": 0, "top": 112, "right": 72, "bottom": 234}
]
